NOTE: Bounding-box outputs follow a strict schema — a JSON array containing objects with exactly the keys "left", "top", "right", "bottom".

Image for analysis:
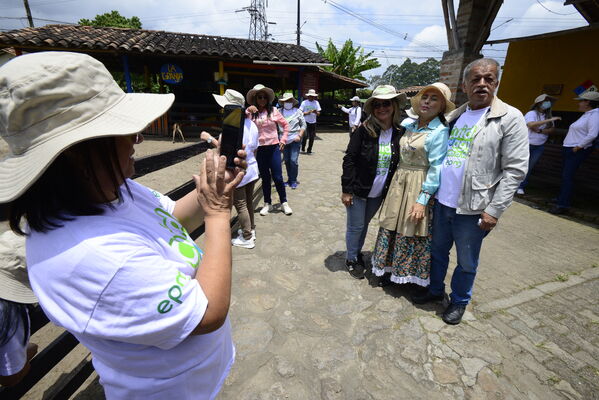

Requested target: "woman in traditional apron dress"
[{"left": 371, "top": 83, "right": 455, "bottom": 287}]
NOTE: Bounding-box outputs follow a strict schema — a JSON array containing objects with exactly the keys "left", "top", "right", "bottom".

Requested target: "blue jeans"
[
  {"left": 345, "top": 196, "right": 382, "bottom": 261},
  {"left": 283, "top": 140, "right": 301, "bottom": 183},
  {"left": 256, "top": 144, "right": 287, "bottom": 204},
  {"left": 429, "top": 202, "right": 488, "bottom": 305},
  {"left": 520, "top": 144, "right": 544, "bottom": 189},
  {"left": 556, "top": 147, "right": 592, "bottom": 208}
]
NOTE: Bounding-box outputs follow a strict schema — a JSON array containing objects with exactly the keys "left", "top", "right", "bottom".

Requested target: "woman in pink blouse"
[{"left": 246, "top": 84, "right": 292, "bottom": 216}]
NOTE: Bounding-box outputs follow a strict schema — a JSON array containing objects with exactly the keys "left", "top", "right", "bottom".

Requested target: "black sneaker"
[
  {"left": 370, "top": 273, "right": 392, "bottom": 287},
  {"left": 549, "top": 206, "right": 568, "bottom": 215},
  {"left": 411, "top": 291, "right": 445, "bottom": 304},
  {"left": 345, "top": 259, "right": 365, "bottom": 279},
  {"left": 357, "top": 252, "right": 366, "bottom": 267},
  {"left": 442, "top": 303, "right": 467, "bottom": 325}
]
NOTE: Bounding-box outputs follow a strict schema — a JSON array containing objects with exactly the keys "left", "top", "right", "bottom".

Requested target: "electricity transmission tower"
[{"left": 239, "top": 0, "right": 269, "bottom": 41}]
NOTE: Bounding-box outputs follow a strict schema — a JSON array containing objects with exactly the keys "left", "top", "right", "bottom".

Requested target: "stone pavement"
[{"left": 218, "top": 131, "right": 599, "bottom": 400}]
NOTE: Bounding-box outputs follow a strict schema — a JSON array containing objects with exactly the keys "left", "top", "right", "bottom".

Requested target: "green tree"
[
  {"left": 79, "top": 10, "right": 142, "bottom": 29},
  {"left": 372, "top": 58, "right": 440, "bottom": 89},
  {"left": 316, "top": 39, "right": 380, "bottom": 82}
]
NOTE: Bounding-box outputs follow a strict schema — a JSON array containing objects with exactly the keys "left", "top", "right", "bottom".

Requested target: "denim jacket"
[{"left": 445, "top": 97, "right": 529, "bottom": 218}]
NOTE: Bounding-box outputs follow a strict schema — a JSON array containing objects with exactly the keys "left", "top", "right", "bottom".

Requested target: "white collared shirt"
[{"left": 563, "top": 108, "right": 599, "bottom": 148}]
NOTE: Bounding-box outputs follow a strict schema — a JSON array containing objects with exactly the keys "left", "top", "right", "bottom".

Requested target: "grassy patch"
[
  {"left": 491, "top": 366, "right": 503, "bottom": 377},
  {"left": 547, "top": 376, "right": 561, "bottom": 385},
  {"left": 555, "top": 274, "right": 569, "bottom": 282}
]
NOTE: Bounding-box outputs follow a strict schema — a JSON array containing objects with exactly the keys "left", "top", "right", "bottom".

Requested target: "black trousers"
[{"left": 302, "top": 123, "right": 317, "bottom": 153}]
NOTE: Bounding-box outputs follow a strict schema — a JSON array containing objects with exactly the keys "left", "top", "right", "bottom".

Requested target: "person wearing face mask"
[
  {"left": 517, "top": 94, "right": 561, "bottom": 195},
  {"left": 278, "top": 93, "right": 306, "bottom": 190},
  {"left": 371, "top": 83, "right": 453, "bottom": 288}
]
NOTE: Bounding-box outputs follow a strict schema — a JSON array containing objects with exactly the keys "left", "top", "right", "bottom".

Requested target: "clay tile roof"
[{"left": 0, "top": 24, "right": 328, "bottom": 64}]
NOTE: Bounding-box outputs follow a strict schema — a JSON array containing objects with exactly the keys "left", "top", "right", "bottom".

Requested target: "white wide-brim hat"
[
  {"left": 364, "top": 85, "right": 408, "bottom": 115},
  {"left": 0, "top": 231, "right": 37, "bottom": 304},
  {"left": 530, "top": 93, "right": 557, "bottom": 109},
  {"left": 410, "top": 82, "right": 455, "bottom": 116},
  {"left": 279, "top": 92, "right": 299, "bottom": 107},
  {"left": 213, "top": 89, "right": 245, "bottom": 108},
  {"left": 246, "top": 84, "right": 275, "bottom": 106},
  {"left": 350, "top": 96, "right": 360, "bottom": 102},
  {"left": 305, "top": 89, "right": 319, "bottom": 97},
  {"left": 0, "top": 51, "right": 175, "bottom": 203}
]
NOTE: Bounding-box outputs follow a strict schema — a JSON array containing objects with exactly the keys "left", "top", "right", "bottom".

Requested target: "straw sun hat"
[
  {"left": 246, "top": 84, "right": 275, "bottom": 106},
  {"left": 279, "top": 92, "right": 299, "bottom": 107},
  {"left": 0, "top": 51, "right": 175, "bottom": 203},
  {"left": 363, "top": 85, "right": 408, "bottom": 115},
  {"left": 304, "top": 89, "right": 319, "bottom": 97},
  {"left": 530, "top": 93, "right": 557, "bottom": 110},
  {"left": 410, "top": 82, "right": 455, "bottom": 116}
]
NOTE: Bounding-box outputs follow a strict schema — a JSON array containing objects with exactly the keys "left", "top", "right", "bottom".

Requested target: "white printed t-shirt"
[
  {"left": 26, "top": 180, "right": 234, "bottom": 400},
  {"left": 437, "top": 106, "right": 489, "bottom": 209},
  {"left": 368, "top": 128, "right": 393, "bottom": 198},
  {"left": 525, "top": 110, "right": 550, "bottom": 146},
  {"left": 299, "top": 99, "right": 321, "bottom": 124}
]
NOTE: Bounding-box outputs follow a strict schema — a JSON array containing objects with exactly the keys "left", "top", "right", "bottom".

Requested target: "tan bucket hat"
[
  {"left": 246, "top": 84, "right": 275, "bottom": 106},
  {"left": 279, "top": 92, "right": 299, "bottom": 107},
  {"left": 0, "top": 231, "right": 37, "bottom": 304},
  {"left": 213, "top": 89, "right": 245, "bottom": 108},
  {"left": 530, "top": 93, "right": 557, "bottom": 109},
  {"left": 364, "top": 85, "right": 408, "bottom": 115},
  {"left": 304, "top": 89, "right": 319, "bottom": 97},
  {"left": 410, "top": 82, "right": 455, "bottom": 115},
  {"left": 0, "top": 51, "right": 175, "bottom": 203}
]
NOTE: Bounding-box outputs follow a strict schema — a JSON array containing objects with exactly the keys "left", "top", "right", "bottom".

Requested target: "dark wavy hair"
[{"left": 9, "top": 137, "right": 132, "bottom": 235}]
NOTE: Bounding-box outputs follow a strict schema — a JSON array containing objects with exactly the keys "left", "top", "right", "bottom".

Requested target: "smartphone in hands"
[{"left": 221, "top": 105, "right": 244, "bottom": 169}]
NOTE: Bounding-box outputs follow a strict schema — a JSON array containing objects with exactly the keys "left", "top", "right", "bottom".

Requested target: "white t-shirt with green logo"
[
  {"left": 437, "top": 106, "right": 489, "bottom": 208},
  {"left": 26, "top": 179, "right": 234, "bottom": 399},
  {"left": 368, "top": 128, "right": 393, "bottom": 198}
]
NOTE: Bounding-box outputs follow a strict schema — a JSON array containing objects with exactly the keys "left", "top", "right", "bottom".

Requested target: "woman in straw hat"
[
  {"left": 278, "top": 92, "right": 306, "bottom": 189},
  {"left": 341, "top": 85, "right": 408, "bottom": 279},
  {"left": 246, "top": 84, "right": 292, "bottom": 216},
  {"left": 516, "top": 93, "right": 561, "bottom": 195},
  {"left": 338, "top": 95, "right": 362, "bottom": 138},
  {"left": 371, "top": 83, "right": 453, "bottom": 287},
  {"left": 0, "top": 231, "right": 38, "bottom": 387},
  {"left": 299, "top": 89, "right": 321, "bottom": 154},
  {"left": 0, "top": 52, "right": 246, "bottom": 399}
]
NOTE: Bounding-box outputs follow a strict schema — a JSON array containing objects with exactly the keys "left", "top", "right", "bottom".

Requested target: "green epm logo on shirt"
[{"left": 154, "top": 207, "right": 204, "bottom": 314}]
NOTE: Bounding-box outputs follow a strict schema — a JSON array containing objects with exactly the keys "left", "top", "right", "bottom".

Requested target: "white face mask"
[{"left": 283, "top": 102, "right": 294, "bottom": 110}]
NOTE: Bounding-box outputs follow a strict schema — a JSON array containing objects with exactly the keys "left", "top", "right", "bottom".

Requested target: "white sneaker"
[
  {"left": 237, "top": 229, "right": 256, "bottom": 240},
  {"left": 282, "top": 202, "right": 293, "bottom": 215},
  {"left": 516, "top": 188, "right": 524, "bottom": 195},
  {"left": 232, "top": 236, "right": 255, "bottom": 249},
  {"left": 260, "top": 203, "right": 271, "bottom": 216}
]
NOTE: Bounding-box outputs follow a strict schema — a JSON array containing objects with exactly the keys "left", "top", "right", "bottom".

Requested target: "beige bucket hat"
[
  {"left": 246, "top": 84, "right": 275, "bottom": 106},
  {"left": 0, "top": 231, "right": 37, "bottom": 304},
  {"left": 364, "top": 85, "right": 408, "bottom": 115},
  {"left": 213, "top": 89, "right": 245, "bottom": 108},
  {"left": 279, "top": 92, "right": 299, "bottom": 107},
  {"left": 304, "top": 89, "right": 319, "bottom": 97},
  {"left": 530, "top": 93, "right": 557, "bottom": 109},
  {"left": 350, "top": 96, "right": 360, "bottom": 102},
  {"left": 410, "top": 82, "right": 455, "bottom": 115},
  {"left": 0, "top": 51, "right": 175, "bottom": 203}
]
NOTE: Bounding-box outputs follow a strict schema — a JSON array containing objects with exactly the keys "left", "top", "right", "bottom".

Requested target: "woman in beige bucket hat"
[
  {"left": 371, "top": 82, "right": 453, "bottom": 288},
  {"left": 0, "top": 52, "right": 246, "bottom": 398},
  {"left": 340, "top": 85, "right": 407, "bottom": 279}
]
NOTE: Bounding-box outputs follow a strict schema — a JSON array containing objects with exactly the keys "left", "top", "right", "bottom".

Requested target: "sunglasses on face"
[{"left": 372, "top": 100, "right": 392, "bottom": 109}]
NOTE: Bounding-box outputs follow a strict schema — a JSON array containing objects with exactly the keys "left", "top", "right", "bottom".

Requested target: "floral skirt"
[{"left": 371, "top": 223, "right": 432, "bottom": 287}]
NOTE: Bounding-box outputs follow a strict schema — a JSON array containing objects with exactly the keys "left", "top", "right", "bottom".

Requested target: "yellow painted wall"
[{"left": 497, "top": 27, "right": 599, "bottom": 113}]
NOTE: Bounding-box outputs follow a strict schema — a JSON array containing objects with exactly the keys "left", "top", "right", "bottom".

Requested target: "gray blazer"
[{"left": 445, "top": 96, "right": 529, "bottom": 219}]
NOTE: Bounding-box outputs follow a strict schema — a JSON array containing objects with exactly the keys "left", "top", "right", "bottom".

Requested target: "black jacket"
[{"left": 341, "top": 124, "right": 404, "bottom": 199}]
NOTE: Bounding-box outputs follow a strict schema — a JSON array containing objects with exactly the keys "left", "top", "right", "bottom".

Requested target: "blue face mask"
[{"left": 540, "top": 100, "right": 552, "bottom": 110}]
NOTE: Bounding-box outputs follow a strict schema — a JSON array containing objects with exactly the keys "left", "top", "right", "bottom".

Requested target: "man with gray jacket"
[{"left": 412, "top": 58, "right": 529, "bottom": 325}]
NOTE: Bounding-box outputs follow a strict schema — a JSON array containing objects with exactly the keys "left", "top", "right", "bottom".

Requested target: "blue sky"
[{"left": 0, "top": 0, "right": 587, "bottom": 79}]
